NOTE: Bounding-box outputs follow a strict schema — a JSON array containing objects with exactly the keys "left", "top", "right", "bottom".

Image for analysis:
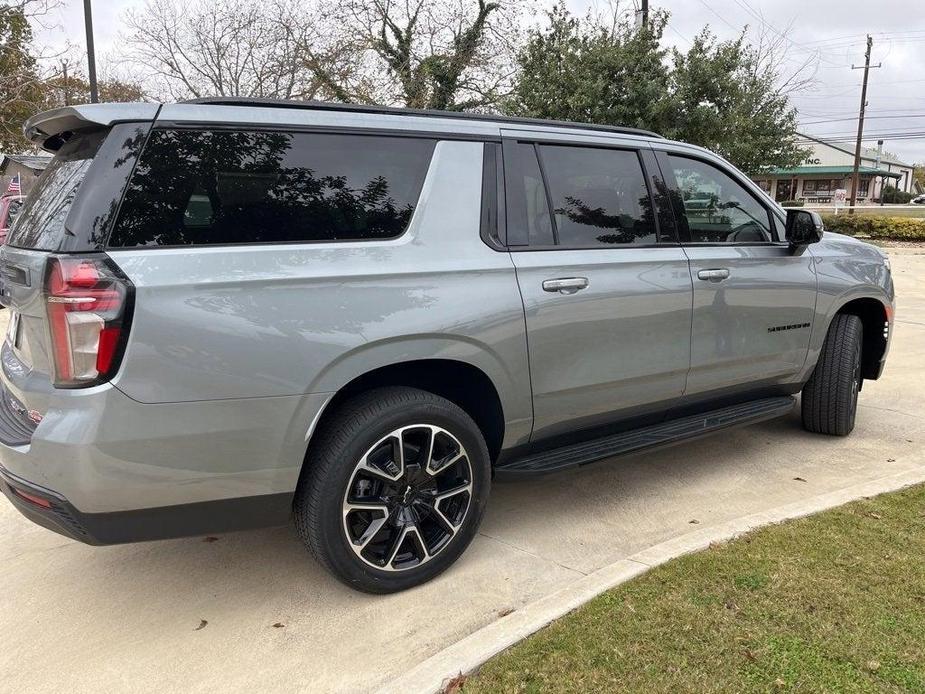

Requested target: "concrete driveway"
[{"left": 2, "top": 247, "right": 923, "bottom": 694}]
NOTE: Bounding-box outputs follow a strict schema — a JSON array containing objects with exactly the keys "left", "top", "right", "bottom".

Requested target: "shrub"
[
  {"left": 880, "top": 185, "right": 914, "bottom": 204},
  {"left": 820, "top": 214, "right": 925, "bottom": 240},
  {"left": 779, "top": 200, "right": 803, "bottom": 207}
]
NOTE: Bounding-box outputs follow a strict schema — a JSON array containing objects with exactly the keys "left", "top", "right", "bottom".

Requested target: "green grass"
[
  {"left": 833, "top": 208, "right": 925, "bottom": 219},
  {"left": 464, "top": 485, "right": 925, "bottom": 694}
]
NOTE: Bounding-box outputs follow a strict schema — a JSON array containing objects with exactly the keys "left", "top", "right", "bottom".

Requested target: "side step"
[{"left": 496, "top": 396, "right": 796, "bottom": 477}]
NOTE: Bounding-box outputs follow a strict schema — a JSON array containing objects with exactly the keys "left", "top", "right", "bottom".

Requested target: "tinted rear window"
[
  {"left": 6, "top": 131, "right": 104, "bottom": 250},
  {"left": 538, "top": 145, "right": 658, "bottom": 247},
  {"left": 108, "top": 130, "right": 436, "bottom": 247}
]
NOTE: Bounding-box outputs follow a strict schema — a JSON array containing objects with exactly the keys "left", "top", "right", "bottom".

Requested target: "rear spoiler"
[{"left": 23, "top": 103, "right": 160, "bottom": 152}]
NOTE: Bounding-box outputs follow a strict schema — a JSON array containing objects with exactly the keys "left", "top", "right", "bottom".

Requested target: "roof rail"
[{"left": 183, "top": 97, "right": 663, "bottom": 139}]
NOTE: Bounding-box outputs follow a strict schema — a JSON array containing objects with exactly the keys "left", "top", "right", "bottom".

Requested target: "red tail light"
[
  {"left": 45, "top": 255, "right": 133, "bottom": 388},
  {"left": 12, "top": 487, "right": 52, "bottom": 509}
]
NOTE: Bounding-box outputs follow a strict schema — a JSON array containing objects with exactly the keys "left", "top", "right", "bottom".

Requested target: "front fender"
[{"left": 800, "top": 234, "right": 894, "bottom": 381}]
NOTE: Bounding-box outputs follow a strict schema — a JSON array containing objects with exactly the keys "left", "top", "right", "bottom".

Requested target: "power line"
[
  {"left": 800, "top": 29, "right": 925, "bottom": 47},
  {"left": 799, "top": 107, "right": 925, "bottom": 118},
  {"left": 800, "top": 130, "right": 925, "bottom": 139},
  {"left": 808, "top": 125, "right": 925, "bottom": 137},
  {"left": 693, "top": 0, "right": 741, "bottom": 32},
  {"left": 803, "top": 77, "right": 925, "bottom": 90},
  {"left": 665, "top": 23, "right": 691, "bottom": 44},
  {"left": 726, "top": 0, "right": 849, "bottom": 67},
  {"left": 797, "top": 131, "right": 925, "bottom": 143},
  {"left": 800, "top": 114, "right": 925, "bottom": 125}
]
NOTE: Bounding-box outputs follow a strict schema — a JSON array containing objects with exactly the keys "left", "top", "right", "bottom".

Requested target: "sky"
[{"left": 31, "top": 0, "right": 925, "bottom": 163}]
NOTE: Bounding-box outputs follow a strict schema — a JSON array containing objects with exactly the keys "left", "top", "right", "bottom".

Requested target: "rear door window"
[
  {"left": 537, "top": 145, "right": 659, "bottom": 247},
  {"left": 108, "top": 130, "right": 436, "bottom": 247}
]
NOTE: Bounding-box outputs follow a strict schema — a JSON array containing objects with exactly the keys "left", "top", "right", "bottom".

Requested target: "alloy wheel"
[{"left": 341, "top": 424, "right": 473, "bottom": 572}]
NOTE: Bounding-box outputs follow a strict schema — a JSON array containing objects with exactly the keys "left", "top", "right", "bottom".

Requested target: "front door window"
[{"left": 668, "top": 155, "right": 773, "bottom": 243}]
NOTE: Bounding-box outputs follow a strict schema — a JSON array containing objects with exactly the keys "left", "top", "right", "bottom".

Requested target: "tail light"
[{"left": 44, "top": 255, "right": 133, "bottom": 388}]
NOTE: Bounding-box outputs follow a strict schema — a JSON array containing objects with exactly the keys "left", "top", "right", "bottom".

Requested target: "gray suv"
[{"left": 0, "top": 99, "right": 894, "bottom": 593}]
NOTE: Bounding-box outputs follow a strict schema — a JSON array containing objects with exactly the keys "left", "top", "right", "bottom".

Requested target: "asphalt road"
[{"left": 2, "top": 247, "right": 923, "bottom": 694}]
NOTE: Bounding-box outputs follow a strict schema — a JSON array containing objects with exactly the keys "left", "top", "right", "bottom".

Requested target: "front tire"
[
  {"left": 801, "top": 314, "right": 863, "bottom": 436},
  {"left": 294, "top": 386, "right": 491, "bottom": 593}
]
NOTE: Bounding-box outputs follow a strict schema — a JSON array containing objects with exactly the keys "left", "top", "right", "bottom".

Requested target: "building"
[
  {"left": 0, "top": 154, "right": 50, "bottom": 196},
  {"left": 752, "top": 133, "right": 916, "bottom": 205}
]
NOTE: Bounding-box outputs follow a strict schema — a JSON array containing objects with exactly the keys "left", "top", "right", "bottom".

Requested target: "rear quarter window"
[
  {"left": 108, "top": 130, "right": 436, "bottom": 247},
  {"left": 6, "top": 131, "right": 104, "bottom": 250}
]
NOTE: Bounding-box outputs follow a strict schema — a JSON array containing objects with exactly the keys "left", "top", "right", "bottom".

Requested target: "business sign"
[{"left": 834, "top": 189, "right": 847, "bottom": 207}]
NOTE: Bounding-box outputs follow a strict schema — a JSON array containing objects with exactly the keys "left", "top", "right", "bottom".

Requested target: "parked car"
[
  {"left": 0, "top": 101, "right": 895, "bottom": 593},
  {"left": 912, "top": 193, "right": 925, "bottom": 204}
]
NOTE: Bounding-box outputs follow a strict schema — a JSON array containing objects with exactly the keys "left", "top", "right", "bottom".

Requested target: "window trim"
[
  {"left": 479, "top": 142, "right": 507, "bottom": 251},
  {"left": 640, "top": 148, "right": 680, "bottom": 246},
  {"left": 655, "top": 149, "right": 786, "bottom": 247},
  {"left": 501, "top": 139, "right": 557, "bottom": 248},
  {"left": 532, "top": 143, "right": 561, "bottom": 246},
  {"left": 503, "top": 138, "right": 673, "bottom": 252},
  {"left": 105, "top": 127, "right": 439, "bottom": 250}
]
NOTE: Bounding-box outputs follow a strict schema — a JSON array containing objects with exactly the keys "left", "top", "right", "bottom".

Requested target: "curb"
[{"left": 377, "top": 466, "right": 925, "bottom": 694}]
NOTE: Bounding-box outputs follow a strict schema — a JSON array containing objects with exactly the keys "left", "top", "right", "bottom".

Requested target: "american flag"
[{"left": 5, "top": 173, "right": 20, "bottom": 195}]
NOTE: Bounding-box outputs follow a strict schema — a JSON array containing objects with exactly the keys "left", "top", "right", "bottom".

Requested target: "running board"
[{"left": 496, "top": 396, "right": 796, "bottom": 477}]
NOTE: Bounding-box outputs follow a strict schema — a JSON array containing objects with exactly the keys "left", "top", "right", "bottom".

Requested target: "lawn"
[
  {"left": 463, "top": 484, "right": 925, "bottom": 693},
  {"left": 825, "top": 207, "right": 925, "bottom": 219}
]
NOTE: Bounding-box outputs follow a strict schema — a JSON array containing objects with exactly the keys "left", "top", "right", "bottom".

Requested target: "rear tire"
[
  {"left": 294, "top": 386, "right": 491, "bottom": 593},
  {"left": 801, "top": 313, "right": 863, "bottom": 436}
]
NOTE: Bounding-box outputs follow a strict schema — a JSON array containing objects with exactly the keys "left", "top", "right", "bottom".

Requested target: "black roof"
[{"left": 184, "top": 97, "right": 663, "bottom": 139}]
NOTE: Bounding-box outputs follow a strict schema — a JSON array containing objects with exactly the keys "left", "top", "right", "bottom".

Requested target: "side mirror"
[{"left": 785, "top": 209, "right": 824, "bottom": 246}]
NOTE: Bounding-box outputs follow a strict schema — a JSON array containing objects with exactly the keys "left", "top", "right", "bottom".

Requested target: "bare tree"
[
  {"left": 308, "top": 0, "right": 532, "bottom": 110},
  {"left": 749, "top": 19, "right": 818, "bottom": 97},
  {"left": 43, "top": 58, "right": 148, "bottom": 108},
  {"left": 123, "top": 0, "right": 351, "bottom": 101}
]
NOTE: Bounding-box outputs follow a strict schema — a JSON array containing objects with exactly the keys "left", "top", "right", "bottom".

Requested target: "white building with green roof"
[{"left": 751, "top": 133, "right": 915, "bottom": 205}]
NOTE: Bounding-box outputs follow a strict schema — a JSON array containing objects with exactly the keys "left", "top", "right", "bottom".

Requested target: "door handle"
[
  {"left": 542, "top": 277, "right": 589, "bottom": 294},
  {"left": 697, "top": 268, "right": 730, "bottom": 282}
]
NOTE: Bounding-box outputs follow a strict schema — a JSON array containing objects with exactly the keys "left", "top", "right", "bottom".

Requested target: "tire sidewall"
[{"left": 308, "top": 394, "right": 491, "bottom": 593}]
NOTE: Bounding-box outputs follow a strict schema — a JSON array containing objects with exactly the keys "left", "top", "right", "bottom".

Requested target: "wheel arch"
[
  {"left": 305, "top": 358, "right": 508, "bottom": 468},
  {"left": 832, "top": 296, "right": 890, "bottom": 380}
]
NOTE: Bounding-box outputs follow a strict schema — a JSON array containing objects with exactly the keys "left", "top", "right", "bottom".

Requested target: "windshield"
[{"left": 6, "top": 130, "right": 105, "bottom": 250}]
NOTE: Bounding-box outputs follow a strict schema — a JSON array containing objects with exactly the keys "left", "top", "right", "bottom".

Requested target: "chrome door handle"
[
  {"left": 542, "top": 277, "right": 589, "bottom": 294},
  {"left": 697, "top": 268, "right": 730, "bottom": 282}
]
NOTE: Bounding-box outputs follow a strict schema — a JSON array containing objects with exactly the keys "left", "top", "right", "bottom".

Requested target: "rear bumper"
[
  {"left": 0, "top": 381, "right": 331, "bottom": 543},
  {"left": 0, "top": 464, "right": 94, "bottom": 542},
  {"left": 0, "top": 463, "right": 292, "bottom": 544}
]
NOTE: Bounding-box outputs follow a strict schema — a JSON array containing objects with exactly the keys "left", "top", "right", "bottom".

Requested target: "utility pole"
[
  {"left": 848, "top": 35, "right": 880, "bottom": 211},
  {"left": 83, "top": 0, "right": 99, "bottom": 103},
  {"left": 641, "top": 0, "right": 649, "bottom": 29},
  {"left": 62, "top": 61, "right": 70, "bottom": 106}
]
